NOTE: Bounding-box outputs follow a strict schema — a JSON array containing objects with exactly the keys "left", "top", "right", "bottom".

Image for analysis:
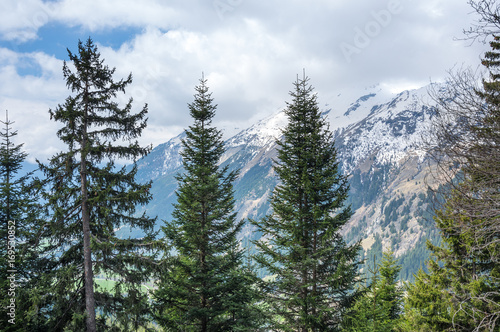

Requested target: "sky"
[{"left": 0, "top": 0, "right": 490, "bottom": 164}]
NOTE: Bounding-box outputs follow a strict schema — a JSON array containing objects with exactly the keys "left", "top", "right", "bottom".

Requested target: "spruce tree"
[
  {"left": 345, "top": 250, "right": 402, "bottom": 332},
  {"left": 0, "top": 110, "right": 27, "bottom": 329},
  {"left": 154, "top": 76, "right": 264, "bottom": 331},
  {"left": 400, "top": 247, "right": 457, "bottom": 331},
  {"left": 36, "top": 38, "right": 158, "bottom": 331},
  {"left": 0, "top": 111, "right": 49, "bottom": 330},
  {"left": 401, "top": 200, "right": 499, "bottom": 331},
  {"left": 252, "top": 74, "right": 361, "bottom": 331},
  {"left": 345, "top": 262, "right": 389, "bottom": 332},
  {"left": 378, "top": 250, "right": 402, "bottom": 323},
  {"left": 402, "top": 34, "right": 500, "bottom": 332}
]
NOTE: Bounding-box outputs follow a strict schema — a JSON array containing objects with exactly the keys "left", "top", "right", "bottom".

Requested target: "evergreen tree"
[
  {"left": 36, "top": 38, "right": 158, "bottom": 331},
  {"left": 0, "top": 110, "right": 26, "bottom": 330},
  {"left": 252, "top": 73, "right": 361, "bottom": 331},
  {"left": 378, "top": 250, "right": 402, "bottom": 322},
  {"left": 153, "top": 76, "right": 264, "bottom": 331},
  {"left": 400, "top": 250, "right": 456, "bottom": 331},
  {"left": 403, "top": 34, "right": 500, "bottom": 332},
  {"left": 0, "top": 111, "right": 49, "bottom": 330},
  {"left": 345, "top": 262, "right": 389, "bottom": 332},
  {"left": 345, "top": 250, "right": 402, "bottom": 332},
  {"left": 401, "top": 200, "right": 499, "bottom": 331}
]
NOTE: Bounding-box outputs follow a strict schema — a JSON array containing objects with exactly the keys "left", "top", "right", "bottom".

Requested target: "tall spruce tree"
[
  {"left": 252, "top": 74, "right": 361, "bottom": 331},
  {"left": 0, "top": 111, "right": 49, "bottom": 330},
  {"left": 153, "top": 76, "right": 264, "bottom": 331},
  {"left": 36, "top": 38, "right": 158, "bottom": 331}
]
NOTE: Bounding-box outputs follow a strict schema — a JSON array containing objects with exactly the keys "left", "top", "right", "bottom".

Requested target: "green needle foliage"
[
  {"left": 345, "top": 250, "right": 403, "bottom": 332},
  {"left": 0, "top": 111, "right": 49, "bottom": 331},
  {"left": 252, "top": 73, "right": 362, "bottom": 332},
  {"left": 154, "top": 76, "right": 264, "bottom": 331},
  {"left": 378, "top": 250, "right": 403, "bottom": 323},
  {"left": 401, "top": 200, "right": 499, "bottom": 331},
  {"left": 402, "top": 34, "right": 500, "bottom": 332},
  {"left": 401, "top": 225, "right": 461, "bottom": 331},
  {"left": 35, "top": 38, "right": 158, "bottom": 332}
]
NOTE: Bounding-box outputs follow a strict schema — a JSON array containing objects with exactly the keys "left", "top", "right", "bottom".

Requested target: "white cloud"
[
  {"left": 0, "top": 0, "right": 492, "bottom": 163},
  {"left": 0, "top": 0, "right": 52, "bottom": 42},
  {"left": 0, "top": 48, "right": 67, "bottom": 162},
  {"left": 51, "top": 0, "right": 179, "bottom": 31}
]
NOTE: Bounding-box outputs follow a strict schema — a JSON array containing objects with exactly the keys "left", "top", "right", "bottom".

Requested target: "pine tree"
[
  {"left": 36, "top": 38, "right": 158, "bottom": 331},
  {"left": 0, "top": 111, "right": 49, "bottom": 330},
  {"left": 153, "top": 76, "right": 264, "bottom": 331},
  {"left": 445, "top": 32, "right": 500, "bottom": 332},
  {"left": 252, "top": 73, "right": 361, "bottom": 331}
]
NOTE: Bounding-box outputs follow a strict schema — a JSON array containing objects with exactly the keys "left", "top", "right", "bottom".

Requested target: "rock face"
[{"left": 133, "top": 83, "right": 443, "bottom": 280}]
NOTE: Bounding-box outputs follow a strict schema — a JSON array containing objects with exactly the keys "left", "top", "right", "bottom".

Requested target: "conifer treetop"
[{"left": 51, "top": 37, "right": 149, "bottom": 162}]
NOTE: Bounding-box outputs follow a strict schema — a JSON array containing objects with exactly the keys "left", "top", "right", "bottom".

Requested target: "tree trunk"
[
  {"left": 82, "top": 158, "right": 96, "bottom": 331},
  {"left": 201, "top": 204, "right": 208, "bottom": 332},
  {"left": 81, "top": 101, "right": 96, "bottom": 331},
  {"left": 312, "top": 227, "right": 317, "bottom": 320}
]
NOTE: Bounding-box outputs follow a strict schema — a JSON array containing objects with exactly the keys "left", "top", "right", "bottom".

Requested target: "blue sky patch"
[
  {"left": 0, "top": 22, "right": 142, "bottom": 77},
  {"left": 2, "top": 23, "right": 141, "bottom": 59},
  {"left": 15, "top": 55, "right": 43, "bottom": 77}
]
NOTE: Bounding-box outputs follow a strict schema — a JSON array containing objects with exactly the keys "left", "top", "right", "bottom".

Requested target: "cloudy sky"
[{"left": 0, "top": 0, "right": 489, "bottom": 164}]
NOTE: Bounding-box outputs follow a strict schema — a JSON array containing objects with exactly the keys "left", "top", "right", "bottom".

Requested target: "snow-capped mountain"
[
  {"left": 335, "top": 87, "right": 435, "bottom": 173},
  {"left": 134, "top": 83, "right": 443, "bottom": 280}
]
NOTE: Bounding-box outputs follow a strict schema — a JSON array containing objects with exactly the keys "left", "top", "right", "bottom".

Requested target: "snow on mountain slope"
[
  {"left": 334, "top": 86, "right": 436, "bottom": 174},
  {"left": 137, "top": 83, "right": 431, "bottom": 184},
  {"left": 137, "top": 83, "right": 440, "bottom": 199},
  {"left": 226, "top": 110, "right": 287, "bottom": 150},
  {"left": 326, "top": 84, "right": 396, "bottom": 131},
  {"left": 217, "top": 83, "right": 436, "bottom": 177},
  {"left": 135, "top": 132, "right": 184, "bottom": 182}
]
